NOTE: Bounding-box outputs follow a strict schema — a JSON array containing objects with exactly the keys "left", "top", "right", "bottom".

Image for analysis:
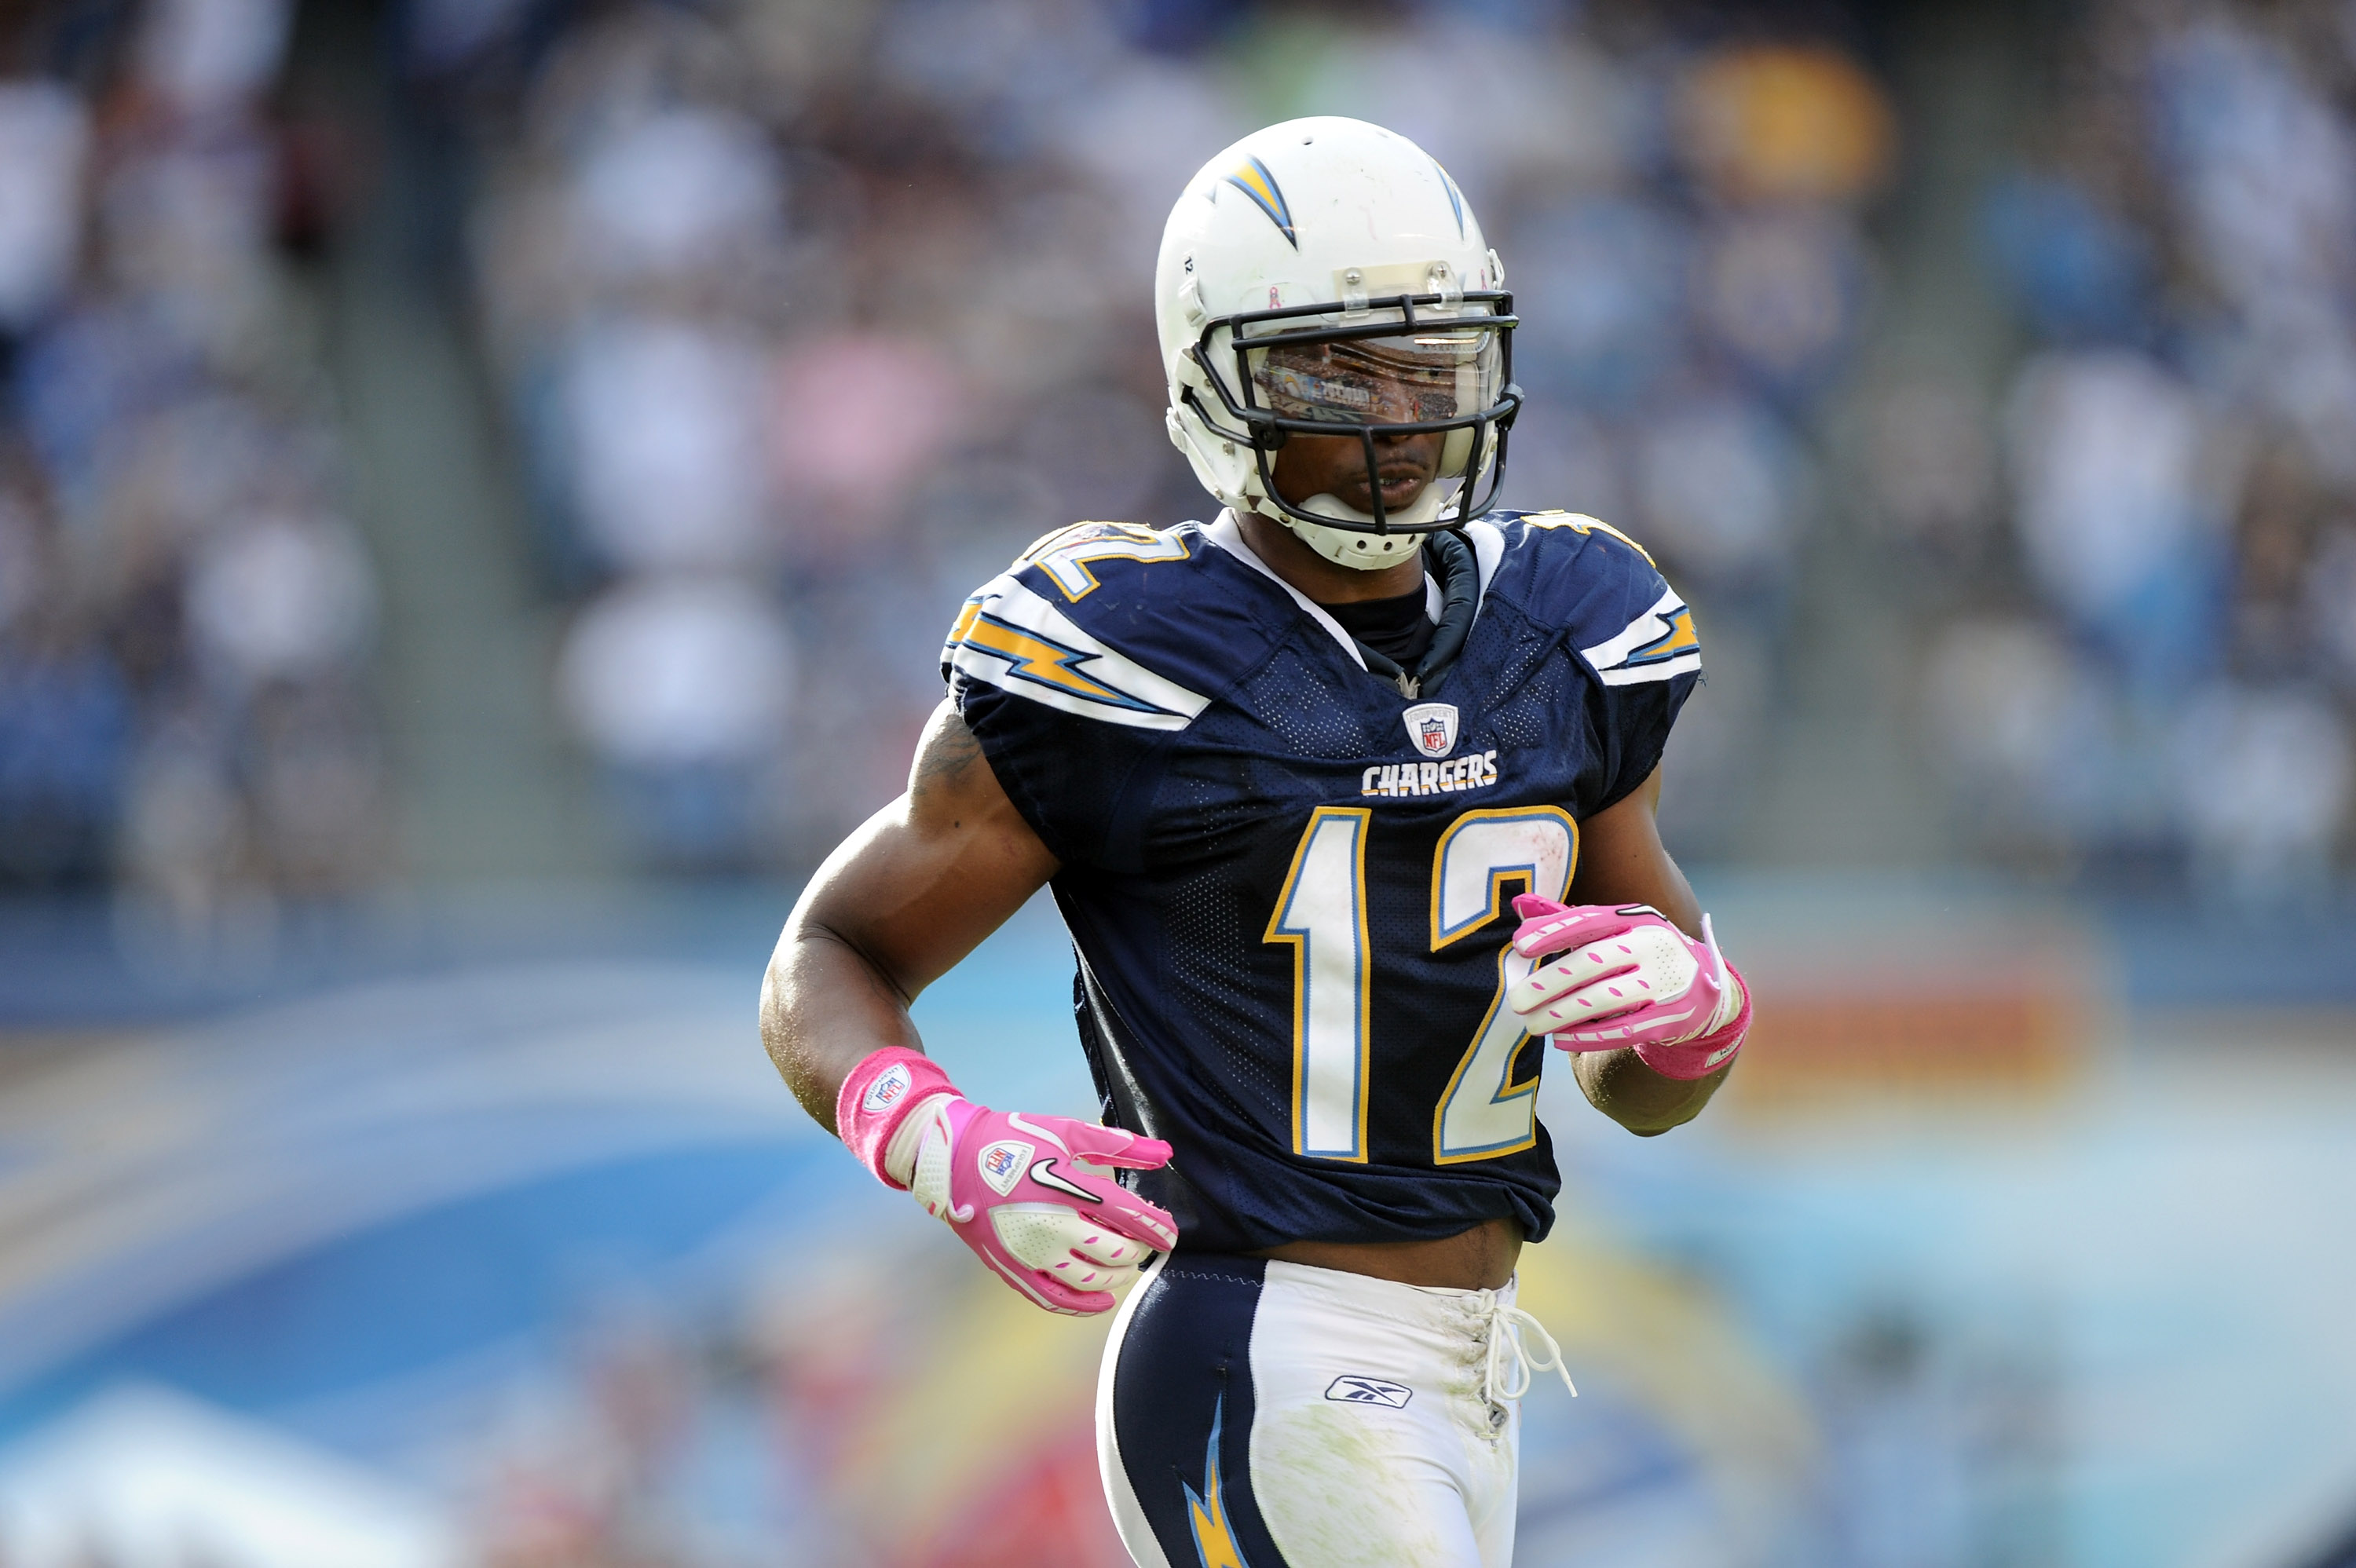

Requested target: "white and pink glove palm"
[
  {"left": 836, "top": 1048, "right": 1179, "bottom": 1315},
  {"left": 1505, "top": 896, "right": 1751, "bottom": 1080}
]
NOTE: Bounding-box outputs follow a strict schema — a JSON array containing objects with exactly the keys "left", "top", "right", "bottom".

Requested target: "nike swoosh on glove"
[
  {"left": 836, "top": 1047, "right": 1179, "bottom": 1316},
  {"left": 905, "top": 1098, "right": 1179, "bottom": 1315},
  {"left": 1504, "top": 895, "right": 1751, "bottom": 1080}
]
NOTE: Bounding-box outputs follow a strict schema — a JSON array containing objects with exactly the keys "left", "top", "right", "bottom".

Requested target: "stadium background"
[{"left": 0, "top": 0, "right": 2353, "bottom": 1563}]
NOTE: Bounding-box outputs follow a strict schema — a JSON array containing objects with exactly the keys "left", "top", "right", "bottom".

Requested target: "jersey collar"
[
  {"left": 1201, "top": 510, "right": 1502, "bottom": 688},
  {"left": 1200, "top": 510, "right": 1371, "bottom": 671}
]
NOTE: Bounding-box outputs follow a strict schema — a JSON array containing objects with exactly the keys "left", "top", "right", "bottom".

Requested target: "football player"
[{"left": 761, "top": 118, "right": 1749, "bottom": 1568}]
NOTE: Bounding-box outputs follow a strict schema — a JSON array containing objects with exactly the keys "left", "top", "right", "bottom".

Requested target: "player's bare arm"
[
  {"left": 760, "top": 699, "right": 1053, "bottom": 1125},
  {"left": 763, "top": 701, "right": 1178, "bottom": 1317}
]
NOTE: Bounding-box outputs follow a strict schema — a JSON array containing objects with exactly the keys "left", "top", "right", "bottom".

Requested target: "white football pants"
[{"left": 1097, "top": 1251, "right": 1559, "bottom": 1567}]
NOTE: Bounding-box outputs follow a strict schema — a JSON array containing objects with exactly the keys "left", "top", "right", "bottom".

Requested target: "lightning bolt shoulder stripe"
[
  {"left": 1579, "top": 587, "right": 1703, "bottom": 686},
  {"left": 946, "top": 576, "right": 1213, "bottom": 730}
]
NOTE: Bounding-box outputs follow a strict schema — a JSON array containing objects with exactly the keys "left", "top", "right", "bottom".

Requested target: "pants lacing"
[{"left": 1475, "top": 1291, "right": 1579, "bottom": 1408}]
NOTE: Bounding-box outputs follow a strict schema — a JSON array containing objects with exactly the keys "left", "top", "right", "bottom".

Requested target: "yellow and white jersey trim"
[
  {"left": 1577, "top": 586, "right": 1702, "bottom": 687},
  {"left": 945, "top": 575, "right": 1213, "bottom": 731}
]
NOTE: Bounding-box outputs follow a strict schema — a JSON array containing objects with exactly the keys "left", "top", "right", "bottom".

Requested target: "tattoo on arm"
[{"left": 909, "top": 711, "right": 985, "bottom": 805}]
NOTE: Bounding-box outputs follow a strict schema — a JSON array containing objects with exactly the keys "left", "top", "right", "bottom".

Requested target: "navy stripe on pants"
[{"left": 1109, "top": 1253, "right": 1291, "bottom": 1567}]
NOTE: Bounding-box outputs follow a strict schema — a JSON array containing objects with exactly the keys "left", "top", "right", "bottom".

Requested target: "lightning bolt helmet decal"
[{"left": 1222, "top": 155, "right": 1297, "bottom": 250}]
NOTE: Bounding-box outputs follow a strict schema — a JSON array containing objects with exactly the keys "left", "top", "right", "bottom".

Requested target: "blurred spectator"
[
  {"left": 1921, "top": 618, "right": 2111, "bottom": 867},
  {"left": 2151, "top": 24, "right": 2353, "bottom": 320},
  {"left": 1655, "top": 618, "right": 1773, "bottom": 861},
  {"left": 408, "top": 0, "right": 537, "bottom": 75},
  {"left": 558, "top": 578, "right": 795, "bottom": 772},
  {"left": 2172, "top": 683, "right": 2353, "bottom": 905},
  {"left": 562, "top": 318, "right": 777, "bottom": 572},
  {"left": 135, "top": 0, "right": 293, "bottom": 115},
  {"left": 185, "top": 511, "right": 375, "bottom": 689},
  {"left": 558, "top": 576, "right": 796, "bottom": 868},
  {"left": 2002, "top": 348, "right": 2235, "bottom": 689},
  {"left": 1636, "top": 395, "right": 1808, "bottom": 599},
  {"left": 119, "top": 713, "right": 244, "bottom": 924},
  {"left": 1699, "top": 207, "right": 1868, "bottom": 393},
  {"left": 0, "top": 626, "right": 130, "bottom": 886},
  {"left": 1014, "top": 382, "right": 1165, "bottom": 525},
  {"left": 0, "top": 465, "right": 49, "bottom": 641},
  {"left": 1677, "top": 44, "right": 1896, "bottom": 206},
  {"left": 573, "top": 106, "right": 785, "bottom": 284},
  {"left": 0, "top": 83, "right": 89, "bottom": 330},
  {"left": 1491, "top": 404, "right": 1626, "bottom": 528},
  {"left": 769, "top": 332, "right": 968, "bottom": 554},
  {"left": 1292, "top": 18, "right": 1636, "bottom": 201},
  {"left": 1055, "top": 54, "right": 1247, "bottom": 243},
  {"left": 874, "top": 0, "right": 1127, "bottom": 166},
  {"left": 1509, "top": 196, "right": 1692, "bottom": 411},
  {"left": 1983, "top": 174, "right": 2153, "bottom": 344},
  {"left": 2151, "top": 21, "right": 2356, "bottom": 490}
]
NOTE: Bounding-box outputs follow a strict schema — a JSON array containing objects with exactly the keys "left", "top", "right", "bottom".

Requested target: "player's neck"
[{"left": 1234, "top": 510, "right": 1426, "bottom": 605}]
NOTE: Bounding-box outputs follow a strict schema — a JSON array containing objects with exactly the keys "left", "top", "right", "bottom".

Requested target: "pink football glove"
[
  {"left": 836, "top": 1048, "right": 1179, "bottom": 1316},
  {"left": 1505, "top": 896, "right": 1751, "bottom": 1080}
]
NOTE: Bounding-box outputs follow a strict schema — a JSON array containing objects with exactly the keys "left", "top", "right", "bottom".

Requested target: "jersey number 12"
[{"left": 1264, "top": 806, "right": 1578, "bottom": 1166}]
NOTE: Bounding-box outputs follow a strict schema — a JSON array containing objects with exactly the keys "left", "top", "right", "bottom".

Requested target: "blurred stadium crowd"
[
  {"left": 0, "top": 0, "right": 2351, "bottom": 897},
  {"left": 1921, "top": 0, "right": 2356, "bottom": 898},
  {"left": 0, "top": 0, "right": 386, "bottom": 915},
  {"left": 439, "top": 0, "right": 1894, "bottom": 869}
]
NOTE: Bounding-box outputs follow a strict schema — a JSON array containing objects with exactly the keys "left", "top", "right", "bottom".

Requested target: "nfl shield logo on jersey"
[
  {"left": 977, "top": 1140, "right": 1033, "bottom": 1197},
  {"left": 1403, "top": 702, "right": 1459, "bottom": 758}
]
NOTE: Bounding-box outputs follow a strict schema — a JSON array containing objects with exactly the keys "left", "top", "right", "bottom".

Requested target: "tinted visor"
[{"left": 1247, "top": 330, "right": 1502, "bottom": 428}]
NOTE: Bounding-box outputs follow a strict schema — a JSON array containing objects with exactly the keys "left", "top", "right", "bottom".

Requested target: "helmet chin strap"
[{"left": 1263, "top": 488, "right": 1446, "bottom": 572}]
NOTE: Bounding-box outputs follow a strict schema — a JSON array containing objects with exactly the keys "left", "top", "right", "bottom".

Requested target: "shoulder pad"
[
  {"left": 942, "top": 521, "right": 1268, "bottom": 728},
  {"left": 1482, "top": 510, "right": 1699, "bottom": 687},
  {"left": 1493, "top": 509, "right": 1659, "bottom": 568},
  {"left": 1012, "top": 521, "right": 1196, "bottom": 598}
]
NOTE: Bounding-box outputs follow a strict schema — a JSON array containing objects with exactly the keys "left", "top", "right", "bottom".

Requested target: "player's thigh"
[
  {"left": 1248, "top": 1414, "right": 1495, "bottom": 1567},
  {"left": 1246, "top": 1262, "right": 1518, "bottom": 1568},
  {"left": 1098, "top": 1253, "right": 1510, "bottom": 1568}
]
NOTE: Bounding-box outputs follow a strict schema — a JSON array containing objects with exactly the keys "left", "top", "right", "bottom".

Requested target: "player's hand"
[
  {"left": 902, "top": 1096, "right": 1178, "bottom": 1315},
  {"left": 1505, "top": 895, "right": 1750, "bottom": 1080}
]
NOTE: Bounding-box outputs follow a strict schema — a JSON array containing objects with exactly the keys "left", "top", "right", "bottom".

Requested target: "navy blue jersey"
[{"left": 942, "top": 510, "right": 1700, "bottom": 1254}]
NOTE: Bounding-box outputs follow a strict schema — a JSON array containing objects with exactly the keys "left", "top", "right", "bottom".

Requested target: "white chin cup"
[{"left": 1269, "top": 489, "right": 1440, "bottom": 570}]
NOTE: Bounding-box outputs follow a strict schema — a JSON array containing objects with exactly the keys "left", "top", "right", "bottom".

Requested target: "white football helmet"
[{"left": 1155, "top": 116, "right": 1521, "bottom": 569}]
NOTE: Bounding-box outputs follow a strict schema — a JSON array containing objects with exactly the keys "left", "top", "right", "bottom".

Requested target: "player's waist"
[
  {"left": 1245, "top": 1216, "right": 1521, "bottom": 1292},
  {"left": 1158, "top": 1248, "right": 1524, "bottom": 1349}
]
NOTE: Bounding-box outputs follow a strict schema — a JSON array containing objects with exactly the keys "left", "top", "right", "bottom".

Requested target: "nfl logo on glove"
[{"left": 977, "top": 1140, "right": 1032, "bottom": 1197}]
